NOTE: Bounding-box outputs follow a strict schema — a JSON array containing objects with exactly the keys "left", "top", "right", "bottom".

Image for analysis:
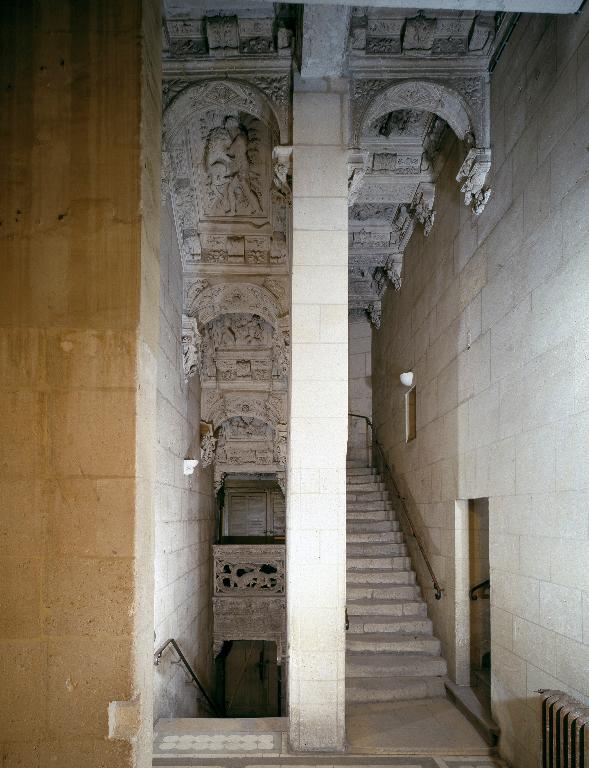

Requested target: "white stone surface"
[
  {"left": 153, "top": 200, "right": 216, "bottom": 720},
  {"left": 287, "top": 85, "right": 348, "bottom": 752},
  {"left": 371, "top": 9, "right": 589, "bottom": 768}
]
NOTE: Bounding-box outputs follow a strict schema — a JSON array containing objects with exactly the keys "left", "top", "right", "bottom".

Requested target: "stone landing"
[{"left": 153, "top": 698, "right": 494, "bottom": 764}]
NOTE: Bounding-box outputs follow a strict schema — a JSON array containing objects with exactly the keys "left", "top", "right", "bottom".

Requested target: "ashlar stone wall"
[
  {"left": 0, "top": 1, "right": 161, "bottom": 765},
  {"left": 372, "top": 10, "right": 589, "bottom": 768},
  {"left": 153, "top": 201, "right": 216, "bottom": 720}
]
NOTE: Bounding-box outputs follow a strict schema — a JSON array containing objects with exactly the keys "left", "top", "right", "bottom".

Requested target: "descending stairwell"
[{"left": 346, "top": 461, "right": 448, "bottom": 703}]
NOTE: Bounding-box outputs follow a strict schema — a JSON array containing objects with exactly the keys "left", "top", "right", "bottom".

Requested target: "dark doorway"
[{"left": 221, "top": 640, "right": 279, "bottom": 717}]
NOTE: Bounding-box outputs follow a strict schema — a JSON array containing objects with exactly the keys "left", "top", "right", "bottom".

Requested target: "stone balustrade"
[{"left": 212, "top": 544, "right": 286, "bottom": 659}]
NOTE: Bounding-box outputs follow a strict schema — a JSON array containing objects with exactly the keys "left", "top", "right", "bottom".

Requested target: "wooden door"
[{"left": 223, "top": 640, "right": 278, "bottom": 717}]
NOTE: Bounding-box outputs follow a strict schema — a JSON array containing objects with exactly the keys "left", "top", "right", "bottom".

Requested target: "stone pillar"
[
  {"left": 0, "top": 1, "right": 160, "bottom": 766},
  {"left": 287, "top": 83, "right": 349, "bottom": 752}
]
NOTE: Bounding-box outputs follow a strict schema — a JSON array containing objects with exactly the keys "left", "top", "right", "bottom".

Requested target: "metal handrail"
[
  {"left": 348, "top": 412, "right": 443, "bottom": 600},
  {"left": 470, "top": 578, "right": 490, "bottom": 601},
  {"left": 154, "top": 638, "right": 221, "bottom": 716}
]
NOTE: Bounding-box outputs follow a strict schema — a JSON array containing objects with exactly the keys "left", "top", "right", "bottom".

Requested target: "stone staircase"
[{"left": 346, "top": 460, "right": 448, "bottom": 703}]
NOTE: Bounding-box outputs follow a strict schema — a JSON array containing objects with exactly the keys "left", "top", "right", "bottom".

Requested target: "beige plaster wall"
[
  {"left": 153, "top": 200, "right": 216, "bottom": 720},
  {"left": 348, "top": 315, "right": 373, "bottom": 465},
  {"left": 372, "top": 11, "right": 589, "bottom": 768},
  {"left": 0, "top": 1, "right": 160, "bottom": 765}
]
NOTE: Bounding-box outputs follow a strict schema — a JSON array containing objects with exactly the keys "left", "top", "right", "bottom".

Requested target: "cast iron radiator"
[{"left": 539, "top": 690, "right": 589, "bottom": 768}]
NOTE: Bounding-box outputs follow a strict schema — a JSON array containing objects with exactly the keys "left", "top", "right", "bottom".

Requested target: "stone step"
[
  {"left": 345, "top": 675, "right": 446, "bottom": 703},
  {"left": 346, "top": 531, "right": 403, "bottom": 544},
  {"left": 347, "top": 542, "right": 408, "bottom": 557},
  {"left": 347, "top": 555, "right": 411, "bottom": 570},
  {"left": 347, "top": 598, "right": 426, "bottom": 617},
  {"left": 346, "top": 632, "right": 441, "bottom": 654},
  {"left": 347, "top": 615, "right": 433, "bottom": 635},
  {"left": 347, "top": 490, "right": 388, "bottom": 502},
  {"left": 347, "top": 520, "right": 400, "bottom": 533},
  {"left": 346, "top": 480, "right": 385, "bottom": 491},
  {"left": 346, "top": 479, "right": 383, "bottom": 490},
  {"left": 346, "top": 652, "right": 447, "bottom": 678},
  {"left": 347, "top": 509, "right": 389, "bottom": 522},
  {"left": 346, "top": 466, "right": 376, "bottom": 475},
  {"left": 347, "top": 500, "right": 393, "bottom": 511},
  {"left": 347, "top": 584, "right": 420, "bottom": 601},
  {"left": 346, "top": 569, "right": 416, "bottom": 585}
]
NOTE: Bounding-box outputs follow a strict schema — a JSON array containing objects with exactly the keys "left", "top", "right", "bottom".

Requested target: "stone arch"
[
  {"left": 163, "top": 78, "right": 285, "bottom": 145},
  {"left": 358, "top": 80, "right": 476, "bottom": 146},
  {"left": 204, "top": 393, "right": 286, "bottom": 431},
  {"left": 187, "top": 282, "right": 284, "bottom": 329}
]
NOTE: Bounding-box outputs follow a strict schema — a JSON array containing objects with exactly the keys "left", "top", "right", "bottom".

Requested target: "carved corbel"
[
  {"left": 272, "top": 146, "right": 292, "bottom": 200},
  {"left": 348, "top": 148, "right": 370, "bottom": 205},
  {"left": 385, "top": 259, "right": 403, "bottom": 292},
  {"left": 456, "top": 148, "right": 492, "bottom": 215},
  {"left": 412, "top": 183, "right": 436, "bottom": 237},
  {"left": 393, "top": 204, "right": 416, "bottom": 252},
  {"left": 276, "top": 471, "right": 286, "bottom": 496},
  {"left": 181, "top": 314, "right": 202, "bottom": 382},
  {"left": 200, "top": 423, "right": 217, "bottom": 469},
  {"left": 367, "top": 301, "right": 382, "bottom": 330}
]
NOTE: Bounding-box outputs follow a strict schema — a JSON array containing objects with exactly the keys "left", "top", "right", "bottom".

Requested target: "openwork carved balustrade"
[{"left": 212, "top": 544, "right": 286, "bottom": 659}]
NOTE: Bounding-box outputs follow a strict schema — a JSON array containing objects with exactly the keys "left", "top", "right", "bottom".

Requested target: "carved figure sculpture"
[
  {"left": 181, "top": 315, "right": 201, "bottom": 381},
  {"left": 204, "top": 115, "right": 262, "bottom": 215},
  {"left": 200, "top": 429, "right": 217, "bottom": 468}
]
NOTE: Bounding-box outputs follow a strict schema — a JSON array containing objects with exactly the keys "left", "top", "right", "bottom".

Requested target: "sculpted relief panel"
[
  {"left": 163, "top": 79, "right": 291, "bottom": 271},
  {"left": 164, "top": 76, "right": 292, "bottom": 490},
  {"left": 201, "top": 113, "right": 266, "bottom": 219}
]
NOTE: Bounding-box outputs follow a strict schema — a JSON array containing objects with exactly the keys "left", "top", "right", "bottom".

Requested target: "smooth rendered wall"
[
  {"left": 372, "top": 10, "right": 589, "bottom": 768},
  {"left": 0, "top": 1, "right": 160, "bottom": 766},
  {"left": 153, "top": 200, "right": 216, "bottom": 720}
]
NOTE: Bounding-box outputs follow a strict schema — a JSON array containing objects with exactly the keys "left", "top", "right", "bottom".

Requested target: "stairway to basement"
[{"left": 346, "top": 460, "right": 448, "bottom": 703}]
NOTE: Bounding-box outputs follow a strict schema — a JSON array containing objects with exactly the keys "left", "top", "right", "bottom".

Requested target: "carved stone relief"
[
  {"left": 350, "top": 10, "right": 497, "bottom": 60},
  {"left": 181, "top": 314, "right": 202, "bottom": 381},
  {"left": 202, "top": 115, "right": 264, "bottom": 217},
  {"left": 349, "top": 74, "right": 492, "bottom": 320}
]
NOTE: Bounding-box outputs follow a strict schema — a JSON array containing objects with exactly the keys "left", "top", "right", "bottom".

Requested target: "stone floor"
[
  {"left": 153, "top": 698, "right": 498, "bottom": 767},
  {"left": 346, "top": 699, "right": 491, "bottom": 755}
]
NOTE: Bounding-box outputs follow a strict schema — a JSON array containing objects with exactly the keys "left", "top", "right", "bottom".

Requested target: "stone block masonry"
[
  {"left": 153, "top": 200, "right": 217, "bottom": 722},
  {"left": 287, "top": 83, "right": 349, "bottom": 752},
  {"left": 0, "top": 1, "right": 162, "bottom": 766},
  {"left": 372, "top": 9, "right": 589, "bottom": 768}
]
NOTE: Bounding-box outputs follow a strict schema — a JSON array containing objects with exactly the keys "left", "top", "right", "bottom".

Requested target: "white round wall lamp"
[{"left": 400, "top": 371, "right": 414, "bottom": 387}]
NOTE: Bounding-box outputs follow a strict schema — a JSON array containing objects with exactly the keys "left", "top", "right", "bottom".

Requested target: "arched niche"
[
  {"left": 187, "top": 282, "right": 283, "bottom": 329},
  {"left": 163, "top": 78, "right": 285, "bottom": 147},
  {"left": 162, "top": 80, "right": 291, "bottom": 269},
  {"left": 358, "top": 80, "right": 476, "bottom": 146},
  {"left": 203, "top": 392, "right": 286, "bottom": 432}
]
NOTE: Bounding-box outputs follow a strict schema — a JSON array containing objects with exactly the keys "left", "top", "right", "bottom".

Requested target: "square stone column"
[{"left": 287, "top": 84, "right": 349, "bottom": 752}]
